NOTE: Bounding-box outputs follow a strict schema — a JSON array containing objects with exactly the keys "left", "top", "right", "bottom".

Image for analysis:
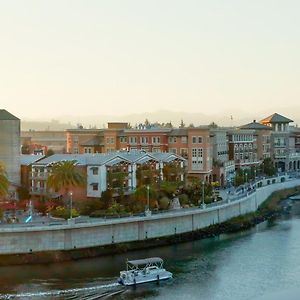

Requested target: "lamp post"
[
  {"left": 201, "top": 181, "right": 206, "bottom": 209},
  {"left": 69, "top": 191, "right": 73, "bottom": 219},
  {"left": 147, "top": 185, "right": 150, "bottom": 211},
  {"left": 145, "top": 185, "right": 151, "bottom": 216}
]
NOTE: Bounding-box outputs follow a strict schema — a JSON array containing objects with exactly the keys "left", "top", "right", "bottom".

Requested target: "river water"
[{"left": 1, "top": 202, "right": 300, "bottom": 300}]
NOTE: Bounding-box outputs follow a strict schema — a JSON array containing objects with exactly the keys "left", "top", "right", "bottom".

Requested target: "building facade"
[
  {"left": 21, "top": 130, "right": 66, "bottom": 154},
  {"left": 0, "top": 110, "right": 21, "bottom": 186},
  {"left": 260, "top": 113, "right": 300, "bottom": 172},
  {"left": 29, "top": 152, "right": 186, "bottom": 201}
]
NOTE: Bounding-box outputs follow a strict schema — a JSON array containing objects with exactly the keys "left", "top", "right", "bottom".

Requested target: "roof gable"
[{"left": 261, "top": 113, "right": 293, "bottom": 124}]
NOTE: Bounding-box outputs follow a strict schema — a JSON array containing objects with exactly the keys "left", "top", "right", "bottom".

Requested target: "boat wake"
[{"left": 0, "top": 282, "right": 123, "bottom": 300}]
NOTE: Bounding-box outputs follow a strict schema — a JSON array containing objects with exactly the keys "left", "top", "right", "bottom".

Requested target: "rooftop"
[
  {"left": 240, "top": 120, "right": 272, "bottom": 130},
  {"left": 0, "top": 109, "right": 19, "bottom": 121},
  {"left": 260, "top": 113, "right": 293, "bottom": 124}
]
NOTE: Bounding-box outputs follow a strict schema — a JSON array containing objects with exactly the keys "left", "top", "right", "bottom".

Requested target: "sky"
[{"left": 0, "top": 0, "right": 300, "bottom": 121}]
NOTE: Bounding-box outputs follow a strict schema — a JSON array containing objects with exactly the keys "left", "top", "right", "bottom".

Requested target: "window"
[
  {"left": 120, "top": 136, "right": 127, "bottom": 143},
  {"left": 168, "top": 137, "right": 177, "bottom": 143},
  {"left": 92, "top": 183, "right": 98, "bottom": 191},
  {"left": 180, "top": 148, "right": 188, "bottom": 157},
  {"left": 141, "top": 137, "right": 148, "bottom": 144},
  {"left": 92, "top": 167, "right": 98, "bottom": 175},
  {"left": 106, "top": 137, "right": 115, "bottom": 144},
  {"left": 181, "top": 136, "right": 188, "bottom": 143},
  {"left": 169, "top": 148, "right": 177, "bottom": 154},
  {"left": 152, "top": 137, "right": 160, "bottom": 144},
  {"left": 191, "top": 148, "right": 203, "bottom": 170},
  {"left": 73, "top": 148, "right": 79, "bottom": 154},
  {"left": 153, "top": 147, "right": 161, "bottom": 153},
  {"left": 129, "top": 137, "right": 137, "bottom": 144},
  {"left": 192, "top": 136, "right": 202, "bottom": 144}
]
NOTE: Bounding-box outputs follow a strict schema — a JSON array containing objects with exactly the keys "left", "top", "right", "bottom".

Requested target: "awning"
[{"left": 128, "top": 257, "right": 163, "bottom": 266}]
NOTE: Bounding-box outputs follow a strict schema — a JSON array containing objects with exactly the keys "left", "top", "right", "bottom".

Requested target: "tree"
[
  {"left": 46, "top": 149, "right": 55, "bottom": 157},
  {"left": 209, "top": 122, "right": 218, "bottom": 128},
  {"left": 262, "top": 158, "right": 276, "bottom": 176},
  {"left": 0, "top": 162, "right": 9, "bottom": 198},
  {"left": 21, "top": 143, "right": 31, "bottom": 154},
  {"left": 46, "top": 160, "right": 86, "bottom": 200},
  {"left": 179, "top": 119, "right": 185, "bottom": 128}
]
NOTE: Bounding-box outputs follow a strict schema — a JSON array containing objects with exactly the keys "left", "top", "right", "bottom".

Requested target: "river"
[{"left": 1, "top": 201, "right": 300, "bottom": 300}]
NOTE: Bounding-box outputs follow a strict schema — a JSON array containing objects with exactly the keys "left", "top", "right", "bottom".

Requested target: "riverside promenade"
[{"left": 0, "top": 174, "right": 299, "bottom": 258}]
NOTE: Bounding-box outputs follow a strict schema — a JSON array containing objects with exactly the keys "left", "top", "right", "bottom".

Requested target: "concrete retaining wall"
[{"left": 1, "top": 178, "right": 300, "bottom": 255}]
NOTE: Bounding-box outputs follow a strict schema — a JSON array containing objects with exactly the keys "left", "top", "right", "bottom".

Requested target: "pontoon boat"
[{"left": 118, "top": 257, "right": 172, "bottom": 286}]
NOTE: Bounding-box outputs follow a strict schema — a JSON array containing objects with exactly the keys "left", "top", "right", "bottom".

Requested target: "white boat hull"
[{"left": 118, "top": 270, "right": 173, "bottom": 286}]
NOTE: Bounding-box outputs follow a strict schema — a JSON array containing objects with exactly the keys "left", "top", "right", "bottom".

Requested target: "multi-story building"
[
  {"left": 0, "top": 109, "right": 20, "bottom": 187},
  {"left": 66, "top": 128, "right": 104, "bottom": 154},
  {"left": 210, "top": 128, "right": 235, "bottom": 185},
  {"left": 124, "top": 128, "right": 170, "bottom": 153},
  {"left": 227, "top": 129, "right": 260, "bottom": 170},
  {"left": 21, "top": 130, "right": 66, "bottom": 154},
  {"left": 187, "top": 127, "right": 213, "bottom": 182},
  {"left": 291, "top": 127, "right": 300, "bottom": 154},
  {"left": 260, "top": 113, "right": 300, "bottom": 172},
  {"left": 29, "top": 151, "right": 185, "bottom": 201},
  {"left": 239, "top": 120, "right": 272, "bottom": 161},
  {"left": 66, "top": 122, "right": 129, "bottom": 154},
  {"left": 66, "top": 124, "right": 216, "bottom": 182}
]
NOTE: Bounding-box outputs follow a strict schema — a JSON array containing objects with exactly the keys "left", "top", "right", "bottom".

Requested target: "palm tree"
[
  {"left": 0, "top": 162, "right": 9, "bottom": 198},
  {"left": 46, "top": 160, "right": 86, "bottom": 200}
]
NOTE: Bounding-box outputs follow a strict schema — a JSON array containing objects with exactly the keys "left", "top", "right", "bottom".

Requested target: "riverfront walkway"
[{"left": 1, "top": 172, "right": 299, "bottom": 230}]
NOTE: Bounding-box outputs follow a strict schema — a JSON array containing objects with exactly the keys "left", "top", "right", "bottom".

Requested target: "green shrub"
[
  {"left": 109, "top": 203, "right": 125, "bottom": 213},
  {"left": 90, "top": 210, "right": 107, "bottom": 218},
  {"left": 160, "top": 181, "right": 177, "bottom": 197},
  {"left": 178, "top": 194, "right": 190, "bottom": 206},
  {"left": 77, "top": 198, "right": 103, "bottom": 215},
  {"left": 51, "top": 206, "right": 79, "bottom": 220},
  {"left": 159, "top": 196, "right": 170, "bottom": 210}
]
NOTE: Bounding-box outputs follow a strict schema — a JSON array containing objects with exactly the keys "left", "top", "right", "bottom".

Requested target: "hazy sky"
[{"left": 1, "top": 0, "right": 300, "bottom": 120}]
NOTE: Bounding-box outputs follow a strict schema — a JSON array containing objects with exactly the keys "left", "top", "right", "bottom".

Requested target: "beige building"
[{"left": 240, "top": 120, "right": 272, "bottom": 161}]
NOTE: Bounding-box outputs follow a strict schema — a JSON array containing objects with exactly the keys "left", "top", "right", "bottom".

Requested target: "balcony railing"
[
  {"left": 29, "top": 173, "right": 48, "bottom": 180},
  {"left": 274, "top": 143, "right": 287, "bottom": 148}
]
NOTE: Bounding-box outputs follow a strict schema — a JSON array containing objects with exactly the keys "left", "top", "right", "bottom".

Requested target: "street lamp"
[
  {"left": 201, "top": 181, "right": 206, "bottom": 209},
  {"left": 69, "top": 191, "right": 73, "bottom": 219},
  {"left": 147, "top": 185, "right": 150, "bottom": 211},
  {"left": 145, "top": 185, "right": 151, "bottom": 216}
]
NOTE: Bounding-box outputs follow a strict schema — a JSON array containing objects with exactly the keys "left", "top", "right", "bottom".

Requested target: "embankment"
[{"left": 0, "top": 176, "right": 299, "bottom": 265}]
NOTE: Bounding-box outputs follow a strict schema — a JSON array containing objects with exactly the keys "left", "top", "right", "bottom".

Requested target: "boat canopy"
[{"left": 127, "top": 257, "right": 163, "bottom": 267}]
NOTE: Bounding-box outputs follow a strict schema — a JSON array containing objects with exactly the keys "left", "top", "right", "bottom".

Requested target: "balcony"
[
  {"left": 274, "top": 143, "right": 287, "bottom": 148},
  {"left": 289, "top": 152, "right": 300, "bottom": 159},
  {"left": 30, "top": 187, "right": 48, "bottom": 195},
  {"left": 29, "top": 173, "right": 48, "bottom": 180}
]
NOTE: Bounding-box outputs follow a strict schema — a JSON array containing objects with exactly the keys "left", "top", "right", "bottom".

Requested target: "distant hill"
[{"left": 21, "top": 108, "right": 300, "bottom": 130}]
